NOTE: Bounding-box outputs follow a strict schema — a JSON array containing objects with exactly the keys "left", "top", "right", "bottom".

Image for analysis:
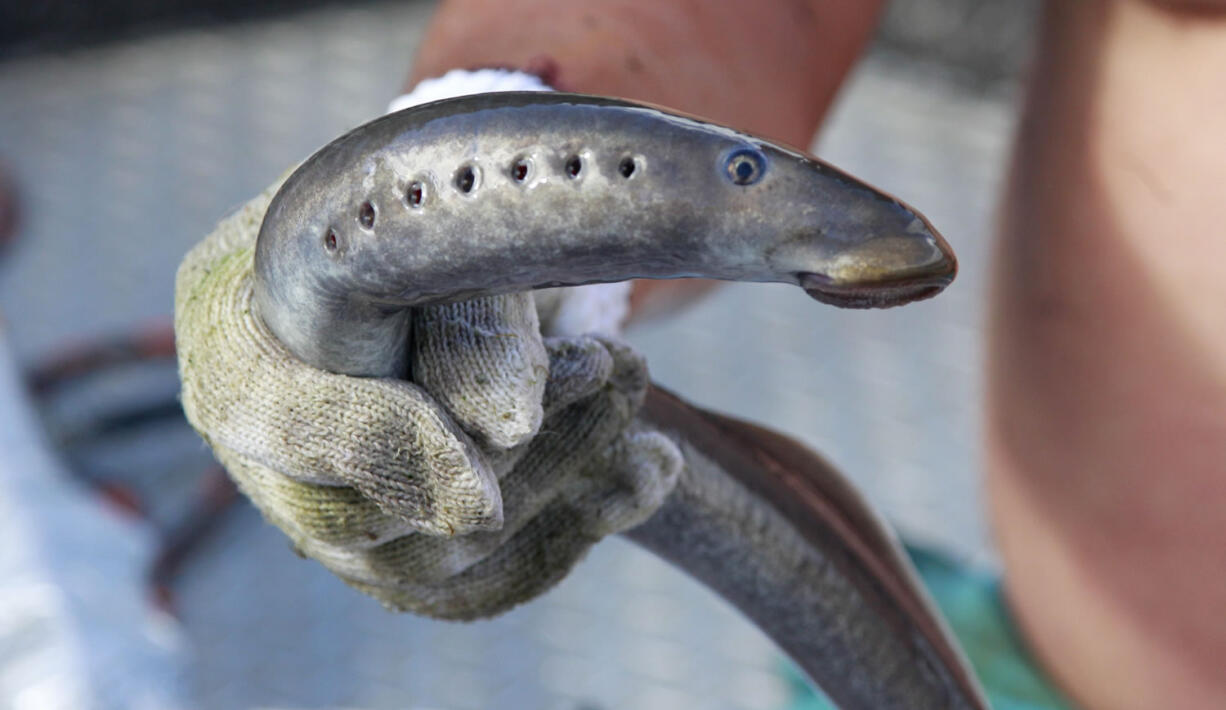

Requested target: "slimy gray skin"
[
  {"left": 634, "top": 387, "right": 989, "bottom": 710},
  {"left": 254, "top": 92, "right": 955, "bottom": 378},
  {"left": 253, "top": 92, "right": 986, "bottom": 709}
]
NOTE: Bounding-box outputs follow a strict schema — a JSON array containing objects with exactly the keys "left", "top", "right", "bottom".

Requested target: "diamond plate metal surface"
[{"left": 0, "top": 1, "right": 1026, "bottom": 707}]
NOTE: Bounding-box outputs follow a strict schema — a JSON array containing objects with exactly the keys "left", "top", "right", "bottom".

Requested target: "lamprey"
[
  {"left": 252, "top": 92, "right": 985, "bottom": 709},
  {"left": 254, "top": 92, "right": 955, "bottom": 377}
]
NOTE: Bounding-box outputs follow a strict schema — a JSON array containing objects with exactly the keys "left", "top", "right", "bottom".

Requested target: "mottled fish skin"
[
  {"left": 254, "top": 92, "right": 955, "bottom": 377},
  {"left": 252, "top": 92, "right": 986, "bottom": 709}
]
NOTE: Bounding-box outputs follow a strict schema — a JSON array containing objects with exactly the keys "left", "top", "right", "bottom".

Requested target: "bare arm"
[{"left": 988, "top": 1, "right": 1226, "bottom": 708}]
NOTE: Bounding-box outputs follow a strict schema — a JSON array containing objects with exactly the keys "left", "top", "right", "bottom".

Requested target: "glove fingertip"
[
  {"left": 396, "top": 451, "right": 506, "bottom": 537},
  {"left": 413, "top": 294, "right": 548, "bottom": 450},
  {"left": 584, "top": 429, "right": 684, "bottom": 536},
  {"left": 478, "top": 392, "right": 544, "bottom": 450},
  {"left": 541, "top": 335, "right": 615, "bottom": 413},
  {"left": 441, "top": 473, "right": 505, "bottom": 536},
  {"left": 324, "top": 385, "right": 507, "bottom": 537}
]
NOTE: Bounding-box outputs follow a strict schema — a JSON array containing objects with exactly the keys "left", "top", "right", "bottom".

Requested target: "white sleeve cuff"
[
  {"left": 547, "top": 282, "right": 633, "bottom": 337},
  {"left": 387, "top": 68, "right": 554, "bottom": 114}
]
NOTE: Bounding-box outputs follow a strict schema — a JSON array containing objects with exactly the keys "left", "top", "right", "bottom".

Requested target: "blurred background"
[{"left": 0, "top": 1, "right": 1037, "bottom": 708}]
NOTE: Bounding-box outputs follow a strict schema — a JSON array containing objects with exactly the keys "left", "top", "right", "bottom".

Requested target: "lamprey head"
[{"left": 748, "top": 143, "right": 957, "bottom": 309}]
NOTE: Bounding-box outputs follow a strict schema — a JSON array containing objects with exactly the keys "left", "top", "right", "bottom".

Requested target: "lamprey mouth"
[
  {"left": 800, "top": 229, "right": 958, "bottom": 309},
  {"left": 801, "top": 271, "right": 953, "bottom": 309}
]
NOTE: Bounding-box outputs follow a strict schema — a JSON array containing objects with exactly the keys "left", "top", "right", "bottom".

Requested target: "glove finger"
[
  {"left": 540, "top": 335, "right": 613, "bottom": 414},
  {"left": 315, "top": 341, "right": 646, "bottom": 584},
  {"left": 343, "top": 500, "right": 601, "bottom": 620},
  {"left": 214, "top": 443, "right": 421, "bottom": 549},
  {"left": 565, "top": 426, "right": 684, "bottom": 535},
  {"left": 592, "top": 334, "right": 650, "bottom": 411},
  {"left": 482, "top": 334, "right": 616, "bottom": 477},
  {"left": 308, "top": 380, "right": 635, "bottom": 584},
  {"left": 412, "top": 293, "right": 548, "bottom": 450},
  {"left": 336, "top": 430, "right": 681, "bottom": 620},
  {"left": 177, "top": 250, "right": 500, "bottom": 536}
]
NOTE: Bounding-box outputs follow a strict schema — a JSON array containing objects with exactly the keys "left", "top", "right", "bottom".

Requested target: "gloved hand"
[{"left": 174, "top": 178, "right": 682, "bottom": 619}]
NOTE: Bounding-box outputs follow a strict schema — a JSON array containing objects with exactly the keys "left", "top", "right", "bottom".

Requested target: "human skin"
[
  {"left": 408, "top": 0, "right": 1226, "bottom": 707},
  {"left": 988, "top": 1, "right": 1226, "bottom": 708}
]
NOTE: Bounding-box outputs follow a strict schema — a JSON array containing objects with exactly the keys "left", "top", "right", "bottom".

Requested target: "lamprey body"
[
  {"left": 635, "top": 387, "right": 987, "bottom": 710},
  {"left": 252, "top": 92, "right": 986, "bottom": 709},
  {"left": 254, "top": 92, "right": 955, "bottom": 377}
]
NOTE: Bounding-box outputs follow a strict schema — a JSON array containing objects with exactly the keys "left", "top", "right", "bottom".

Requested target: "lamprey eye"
[
  {"left": 725, "top": 148, "right": 766, "bottom": 186},
  {"left": 618, "top": 156, "right": 637, "bottom": 178}
]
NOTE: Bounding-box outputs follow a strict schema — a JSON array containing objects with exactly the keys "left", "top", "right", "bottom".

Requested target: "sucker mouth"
[
  {"left": 799, "top": 224, "right": 958, "bottom": 309},
  {"left": 800, "top": 272, "right": 953, "bottom": 309}
]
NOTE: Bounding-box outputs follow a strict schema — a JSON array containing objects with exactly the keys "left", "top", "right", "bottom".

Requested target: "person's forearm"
[
  {"left": 988, "top": 1, "right": 1226, "bottom": 708},
  {"left": 407, "top": 0, "right": 885, "bottom": 320},
  {"left": 409, "top": 0, "right": 882, "bottom": 146}
]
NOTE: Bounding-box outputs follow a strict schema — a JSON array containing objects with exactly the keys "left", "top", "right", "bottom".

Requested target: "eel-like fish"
[
  {"left": 255, "top": 92, "right": 954, "bottom": 377},
  {"left": 252, "top": 92, "right": 988, "bottom": 709}
]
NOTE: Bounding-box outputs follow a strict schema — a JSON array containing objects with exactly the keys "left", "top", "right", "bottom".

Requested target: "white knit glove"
[{"left": 173, "top": 72, "right": 679, "bottom": 619}]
